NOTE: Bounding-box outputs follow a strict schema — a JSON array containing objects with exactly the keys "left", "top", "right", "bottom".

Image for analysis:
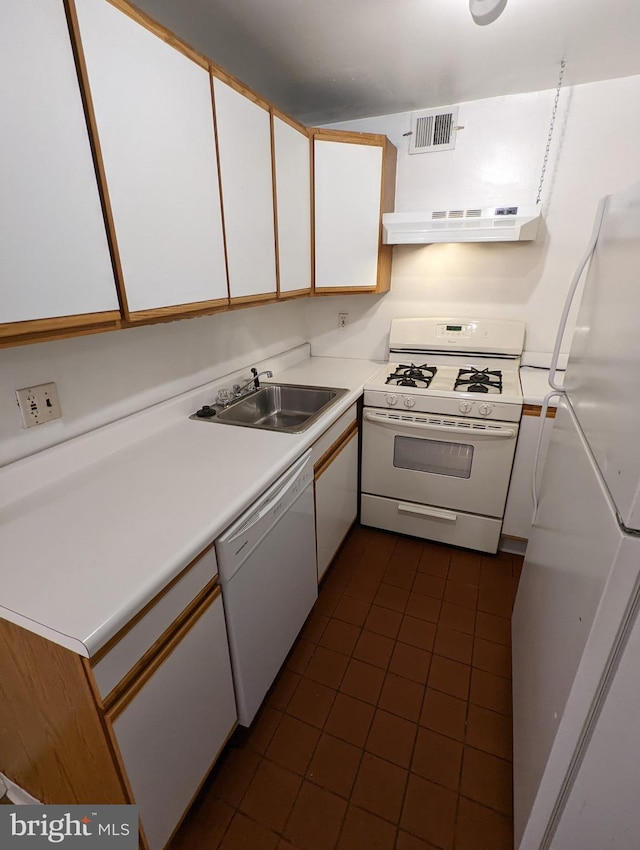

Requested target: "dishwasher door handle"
[{"left": 217, "top": 451, "right": 312, "bottom": 548}]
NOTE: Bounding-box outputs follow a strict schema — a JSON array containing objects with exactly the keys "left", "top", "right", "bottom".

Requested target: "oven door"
[{"left": 362, "top": 408, "right": 519, "bottom": 518}]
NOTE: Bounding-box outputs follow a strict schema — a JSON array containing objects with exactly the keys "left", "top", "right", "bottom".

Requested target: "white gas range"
[{"left": 361, "top": 317, "right": 525, "bottom": 554}]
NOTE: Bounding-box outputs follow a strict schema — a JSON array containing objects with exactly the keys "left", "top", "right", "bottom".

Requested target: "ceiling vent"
[{"left": 409, "top": 106, "right": 458, "bottom": 154}]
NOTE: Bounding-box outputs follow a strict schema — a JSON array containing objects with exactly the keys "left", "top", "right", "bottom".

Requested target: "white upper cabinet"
[
  {"left": 0, "top": 0, "right": 119, "bottom": 329},
  {"left": 74, "top": 0, "right": 228, "bottom": 317},
  {"left": 314, "top": 132, "right": 395, "bottom": 293},
  {"left": 272, "top": 115, "right": 312, "bottom": 296},
  {"left": 212, "top": 77, "right": 277, "bottom": 301}
]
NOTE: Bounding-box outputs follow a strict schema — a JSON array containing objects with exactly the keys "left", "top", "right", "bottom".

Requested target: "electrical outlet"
[
  {"left": 15, "top": 382, "right": 62, "bottom": 428},
  {"left": 338, "top": 312, "right": 349, "bottom": 330}
]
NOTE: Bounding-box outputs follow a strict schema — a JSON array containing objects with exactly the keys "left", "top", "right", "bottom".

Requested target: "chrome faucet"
[{"left": 231, "top": 367, "right": 273, "bottom": 399}]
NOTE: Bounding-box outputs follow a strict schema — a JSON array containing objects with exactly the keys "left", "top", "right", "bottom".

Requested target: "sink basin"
[{"left": 214, "top": 384, "right": 349, "bottom": 433}]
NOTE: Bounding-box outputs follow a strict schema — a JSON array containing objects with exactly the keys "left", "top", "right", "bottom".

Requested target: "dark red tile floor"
[{"left": 170, "top": 524, "right": 521, "bottom": 850}]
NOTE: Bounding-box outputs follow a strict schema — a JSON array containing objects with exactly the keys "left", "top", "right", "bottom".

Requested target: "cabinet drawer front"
[
  {"left": 93, "top": 547, "right": 218, "bottom": 701},
  {"left": 311, "top": 404, "right": 357, "bottom": 466},
  {"left": 361, "top": 493, "right": 502, "bottom": 554},
  {"left": 109, "top": 592, "right": 236, "bottom": 850}
]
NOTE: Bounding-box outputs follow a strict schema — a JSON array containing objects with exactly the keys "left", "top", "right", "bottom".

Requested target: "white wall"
[
  {"left": 0, "top": 300, "right": 307, "bottom": 466},
  {"left": 305, "top": 74, "right": 640, "bottom": 361}
]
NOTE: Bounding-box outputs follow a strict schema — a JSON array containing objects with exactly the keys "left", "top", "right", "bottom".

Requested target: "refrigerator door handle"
[
  {"left": 531, "top": 391, "right": 564, "bottom": 522},
  {"left": 548, "top": 195, "right": 609, "bottom": 392}
]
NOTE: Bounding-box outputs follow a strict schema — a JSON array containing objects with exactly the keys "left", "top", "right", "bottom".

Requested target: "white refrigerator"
[{"left": 512, "top": 180, "right": 640, "bottom": 850}]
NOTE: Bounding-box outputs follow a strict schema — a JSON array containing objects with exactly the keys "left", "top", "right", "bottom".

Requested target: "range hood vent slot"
[{"left": 409, "top": 106, "right": 458, "bottom": 154}]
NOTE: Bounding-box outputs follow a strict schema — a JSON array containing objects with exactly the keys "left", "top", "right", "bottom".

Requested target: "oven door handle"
[{"left": 363, "top": 411, "right": 516, "bottom": 439}]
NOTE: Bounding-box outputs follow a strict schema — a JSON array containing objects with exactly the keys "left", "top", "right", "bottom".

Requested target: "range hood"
[{"left": 382, "top": 205, "right": 540, "bottom": 244}]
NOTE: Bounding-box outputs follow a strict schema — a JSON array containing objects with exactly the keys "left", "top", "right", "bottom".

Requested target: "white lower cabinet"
[
  {"left": 502, "top": 407, "right": 555, "bottom": 542},
  {"left": 109, "top": 590, "right": 236, "bottom": 850},
  {"left": 315, "top": 426, "right": 359, "bottom": 581}
]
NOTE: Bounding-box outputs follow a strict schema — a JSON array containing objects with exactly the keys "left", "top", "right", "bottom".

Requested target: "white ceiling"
[{"left": 132, "top": 0, "right": 640, "bottom": 124}]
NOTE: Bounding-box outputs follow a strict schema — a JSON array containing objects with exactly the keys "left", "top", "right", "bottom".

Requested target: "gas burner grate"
[
  {"left": 386, "top": 363, "right": 437, "bottom": 389},
  {"left": 454, "top": 367, "right": 503, "bottom": 394}
]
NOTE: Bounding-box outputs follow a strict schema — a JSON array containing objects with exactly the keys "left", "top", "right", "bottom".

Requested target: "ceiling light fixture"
[{"left": 469, "top": 0, "right": 508, "bottom": 26}]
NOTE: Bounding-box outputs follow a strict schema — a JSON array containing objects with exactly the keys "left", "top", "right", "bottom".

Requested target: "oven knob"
[
  {"left": 404, "top": 397, "right": 416, "bottom": 408},
  {"left": 479, "top": 403, "right": 493, "bottom": 416},
  {"left": 386, "top": 394, "right": 398, "bottom": 406},
  {"left": 458, "top": 401, "right": 472, "bottom": 414}
]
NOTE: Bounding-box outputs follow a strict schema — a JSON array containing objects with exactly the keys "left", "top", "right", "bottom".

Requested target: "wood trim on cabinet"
[
  {"left": 210, "top": 66, "right": 272, "bottom": 111},
  {"left": 106, "top": 587, "right": 219, "bottom": 722},
  {"left": 314, "top": 421, "right": 359, "bottom": 479},
  {"left": 209, "top": 73, "right": 232, "bottom": 302},
  {"left": 0, "top": 311, "right": 121, "bottom": 341},
  {"left": 64, "top": 0, "right": 131, "bottom": 321},
  {"left": 0, "top": 616, "right": 131, "bottom": 806},
  {"left": 270, "top": 112, "right": 282, "bottom": 297},
  {"left": 229, "top": 291, "right": 278, "bottom": 307},
  {"left": 311, "top": 128, "right": 389, "bottom": 147},
  {"left": 376, "top": 138, "right": 397, "bottom": 293},
  {"left": 103, "top": 0, "right": 210, "bottom": 70},
  {"left": 127, "top": 298, "right": 229, "bottom": 323},
  {"left": 90, "top": 541, "right": 217, "bottom": 666},
  {"left": 523, "top": 403, "right": 557, "bottom": 418},
  {"left": 272, "top": 107, "right": 309, "bottom": 136},
  {"left": 277, "top": 288, "right": 313, "bottom": 300},
  {"left": 98, "top": 579, "right": 220, "bottom": 711}
]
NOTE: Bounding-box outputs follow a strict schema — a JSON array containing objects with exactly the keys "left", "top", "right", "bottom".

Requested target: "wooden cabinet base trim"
[
  {"left": 106, "top": 587, "right": 220, "bottom": 721},
  {"left": 91, "top": 541, "right": 217, "bottom": 666},
  {"left": 229, "top": 292, "right": 277, "bottom": 306},
  {"left": 278, "top": 288, "right": 312, "bottom": 299},
  {"left": 128, "top": 299, "right": 229, "bottom": 323},
  {"left": 314, "top": 286, "right": 379, "bottom": 295},
  {"left": 523, "top": 403, "right": 557, "bottom": 418},
  {"left": 98, "top": 579, "right": 220, "bottom": 712},
  {"left": 0, "top": 310, "right": 121, "bottom": 340},
  {"left": 315, "top": 421, "right": 358, "bottom": 479}
]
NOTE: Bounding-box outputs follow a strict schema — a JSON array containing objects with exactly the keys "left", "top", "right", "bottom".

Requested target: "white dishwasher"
[{"left": 215, "top": 450, "right": 317, "bottom": 726}]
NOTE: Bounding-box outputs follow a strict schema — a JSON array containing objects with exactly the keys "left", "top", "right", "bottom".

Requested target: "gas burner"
[
  {"left": 386, "top": 363, "right": 437, "bottom": 389},
  {"left": 454, "top": 367, "right": 503, "bottom": 394}
]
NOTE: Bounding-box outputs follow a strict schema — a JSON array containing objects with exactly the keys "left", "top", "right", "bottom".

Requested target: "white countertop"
[
  {"left": 0, "top": 352, "right": 381, "bottom": 657},
  {"left": 520, "top": 366, "right": 565, "bottom": 406}
]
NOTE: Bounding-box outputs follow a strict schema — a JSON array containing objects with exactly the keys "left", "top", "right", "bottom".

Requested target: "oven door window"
[{"left": 393, "top": 435, "right": 474, "bottom": 479}]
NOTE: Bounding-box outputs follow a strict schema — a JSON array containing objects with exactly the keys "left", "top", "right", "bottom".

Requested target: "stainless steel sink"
[{"left": 213, "top": 384, "right": 349, "bottom": 433}]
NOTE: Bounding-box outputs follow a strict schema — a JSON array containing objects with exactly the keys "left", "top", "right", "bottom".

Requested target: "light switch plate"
[{"left": 15, "top": 382, "right": 62, "bottom": 428}]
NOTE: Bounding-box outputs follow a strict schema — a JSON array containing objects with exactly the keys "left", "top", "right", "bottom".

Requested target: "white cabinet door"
[
  {"left": 213, "top": 78, "right": 277, "bottom": 301},
  {"left": 272, "top": 115, "right": 312, "bottom": 295},
  {"left": 314, "top": 138, "right": 384, "bottom": 291},
  {"left": 74, "top": 0, "right": 228, "bottom": 317},
  {"left": 315, "top": 431, "right": 359, "bottom": 581},
  {"left": 0, "top": 0, "right": 119, "bottom": 327},
  {"left": 503, "top": 410, "right": 554, "bottom": 541},
  {"left": 110, "top": 592, "right": 236, "bottom": 850}
]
